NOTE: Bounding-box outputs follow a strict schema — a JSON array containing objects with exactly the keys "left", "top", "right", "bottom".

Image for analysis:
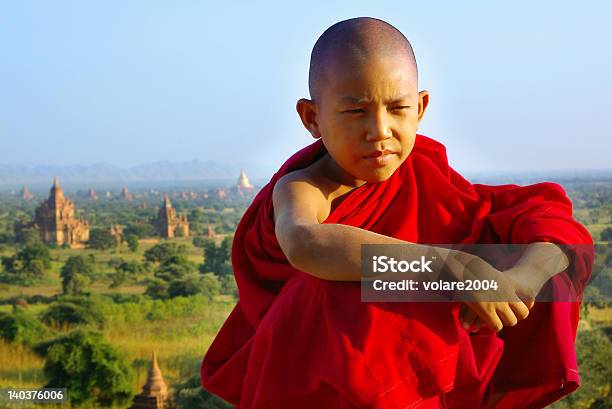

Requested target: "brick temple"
[
  {"left": 129, "top": 352, "right": 174, "bottom": 409},
  {"left": 152, "top": 194, "right": 189, "bottom": 238},
  {"left": 33, "top": 178, "right": 89, "bottom": 248}
]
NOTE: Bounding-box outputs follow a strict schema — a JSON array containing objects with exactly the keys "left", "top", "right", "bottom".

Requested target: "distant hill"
[
  {"left": 0, "top": 160, "right": 275, "bottom": 188},
  {"left": 1, "top": 161, "right": 610, "bottom": 191}
]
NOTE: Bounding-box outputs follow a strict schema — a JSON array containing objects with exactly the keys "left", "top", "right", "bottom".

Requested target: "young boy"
[{"left": 201, "top": 17, "right": 593, "bottom": 409}]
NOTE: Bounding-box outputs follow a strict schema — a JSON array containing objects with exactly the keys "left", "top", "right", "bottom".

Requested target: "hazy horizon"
[{"left": 2, "top": 165, "right": 610, "bottom": 194}]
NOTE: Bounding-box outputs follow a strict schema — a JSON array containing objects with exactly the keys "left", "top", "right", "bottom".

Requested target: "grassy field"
[
  {"left": 0, "top": 236, "right": 236, "bottom": 408},
  {"left": 0, "top": 295, "right": 236, "bottom": 407}
]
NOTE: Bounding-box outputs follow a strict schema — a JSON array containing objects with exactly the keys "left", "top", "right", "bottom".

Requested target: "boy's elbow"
[{"left": 280, "top": 224, "right": 317, "bottom": 271}]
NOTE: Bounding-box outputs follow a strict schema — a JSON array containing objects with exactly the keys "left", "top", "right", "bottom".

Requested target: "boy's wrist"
[{"left": 503, "top": 264, "right": 548, "bottom": 300}]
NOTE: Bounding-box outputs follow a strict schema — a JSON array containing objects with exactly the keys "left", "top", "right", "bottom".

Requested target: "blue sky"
[{"left": 1, "top": 1, "right": 610, "bottom": 174}]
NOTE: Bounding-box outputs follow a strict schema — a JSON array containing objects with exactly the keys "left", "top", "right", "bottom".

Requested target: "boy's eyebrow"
[
  {"left": 337, "top": 96, "right": 368, "bottom": 104},
  {"left": 338, "top": 94, "right": 413, "bottom": 104}
]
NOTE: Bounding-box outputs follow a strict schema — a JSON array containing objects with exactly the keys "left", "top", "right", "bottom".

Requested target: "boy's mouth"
[
  {"left": 364, "top": 149, "right": 394, "bottom": 158},
  {"left": 364, "top": 150, "right": 396, "bottom": 167}
]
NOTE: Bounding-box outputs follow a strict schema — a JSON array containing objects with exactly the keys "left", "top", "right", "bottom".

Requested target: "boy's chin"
[{"left": 361, "top": 167, "right": 400, "bottom": 183}]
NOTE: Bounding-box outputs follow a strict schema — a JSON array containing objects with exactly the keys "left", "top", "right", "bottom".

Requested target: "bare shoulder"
[{"left": 272, "top": 162, "right": 331, "bottom": 225}]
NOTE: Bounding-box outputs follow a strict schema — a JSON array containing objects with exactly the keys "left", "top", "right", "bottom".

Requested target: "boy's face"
[{"left": 298, "top": 55, "right": 429, "bottom": 185}]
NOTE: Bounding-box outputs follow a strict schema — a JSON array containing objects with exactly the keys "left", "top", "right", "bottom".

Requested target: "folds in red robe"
[{"left": 200, "top": 134, "right": 594, "bottom": 409}]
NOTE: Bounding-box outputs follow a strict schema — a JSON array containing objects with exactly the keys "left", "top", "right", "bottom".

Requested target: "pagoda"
[
  {"left": 152, "top": 194, "right": 189, "bottom": 238},
  {"left": 121, "top": 186, "right": 133, "bottom": 201},
  {"left": 235, "top": 169, "right": 255, "bottom": 197},
  {"left": 129, "top": 352, "right": 174, "bottom": 409},
  {"left": 33, "top": 178, "right": 89, "bottom": 247},
  {"left": 20, "top": 185, "right": 33, "bottom": 201}
]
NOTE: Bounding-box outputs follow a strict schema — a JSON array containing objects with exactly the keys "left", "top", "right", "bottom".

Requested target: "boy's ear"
[
  {"left": 296, "top": 98, "right": 322, "bottom": 139},
  {"left": 417, "top": 90, "right": 430, "bottom": 123}
]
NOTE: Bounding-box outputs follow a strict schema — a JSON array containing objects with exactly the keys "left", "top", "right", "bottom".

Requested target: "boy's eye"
[
  {"left": 391, "top": 106, "right": 410, "bottom": 111},
  {"left": 342, "top": 109, "right": 365, "bottom": 114}
]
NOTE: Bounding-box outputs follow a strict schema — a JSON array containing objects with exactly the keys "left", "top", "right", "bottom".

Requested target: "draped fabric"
[{"left": 201, "top": 134, "right": 594, "bottom": 409}]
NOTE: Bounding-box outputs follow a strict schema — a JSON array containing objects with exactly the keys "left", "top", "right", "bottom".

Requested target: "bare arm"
[{"left": 272, "top": 174, "right": 452, "bottom": 282}]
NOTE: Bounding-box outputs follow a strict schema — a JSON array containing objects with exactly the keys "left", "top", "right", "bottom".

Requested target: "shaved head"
[{"left": 308, "top": 17, "right": 418, "bottom": 101}]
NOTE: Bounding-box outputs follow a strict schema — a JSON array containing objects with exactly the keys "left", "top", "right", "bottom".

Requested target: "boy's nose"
[{"left": 365, "top": 112, "right": 392, "bottom": 142}]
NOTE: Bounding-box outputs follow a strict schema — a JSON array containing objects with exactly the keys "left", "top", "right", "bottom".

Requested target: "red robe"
[{"left": 200, "top": 134, "right": 594, "bottom": 409}]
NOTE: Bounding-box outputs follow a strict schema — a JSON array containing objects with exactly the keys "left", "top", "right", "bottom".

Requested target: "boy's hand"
[
  {"left": 451, "top": 253, "right": 533, "bottom": 333},
  {"left": 459, "top": 300, "right": 533, "bottom": 333}
]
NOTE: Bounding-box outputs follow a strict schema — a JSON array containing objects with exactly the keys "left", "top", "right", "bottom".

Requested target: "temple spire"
[
  {"left": 142, "top": 351, "right": 168, "bottom": 397},
  {"left": 129, "top": 351, "right": 172, "bottom": 409},
  {"left": 49, "top": 176, "right": 64, "bottom": 202}
]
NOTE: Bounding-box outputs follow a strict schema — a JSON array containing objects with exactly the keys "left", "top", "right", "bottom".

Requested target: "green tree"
[
  {"left": 167, "top": 274, "right": 209, "bottom": 298},
  {"left": 200, "top": 272, "right": 222, "bottom": 301},
  {"left": 601, "top": 227, "right": 612, "bottom": 241},
  {"left": 192, "top": 236, "right": 211, "bottom": 248},
  {"left": 14, "top": 221, "right": 41, "bottom": 246},
  {"left": 0, "top": 311, "right": 53, "bottom": 346},
  {"left": 144, "top": 242, "right": 183, "bottom": 263},
  {"left": 60, "top": 255, "right": 96, "bottom": 296},
  {"left": 164, "top": 273, "right": 221, "bottom": 299},
  {"left": 36, "top": 330, "right": 134, "bottom": 407},
  {"left": 144, "top": 277, "right": 169, "bottom": 300},
  {"left": 87, "top": 228, "right": 116, "bottom": 250},
  {"left": 22, "top": 243, "right": 51, "bottom": 267},
  {"left": 220, "top": 274, "right": 238, "bottom": 299},
  {"left": 199, "top": 239, "right": 217, "bottom": 272},
  {"left": 155, "top": 254, "right": 196, "bottom": 282},
  {"left": 61, "top": 255, "right": 95, "bottom": 277},
  {"left": 126, "top": 234, "right": 139, "bottom": 252},
  {"left": 118, "top": 260, "right": 144, "bottom": 275},
  {"left": 123, "top": 223, "right": 156, "bottom": 239},
  {"left": 199, "top": 236, "right": 233, "bottom": 276},
  {"left": 42, "top": 300, "right": 105, "bottom": 328},
  {"left": 0, "top": 243, "right": 51, "bottom": 285},
  {"left": 218, "top": 236, "right": 232, "bottom": 275},
  {"left": 62, "top": 273, "right": 91, "bottom": 297},
  {"left": 110, "top": 260, "right": 145, "bottom": 288}
]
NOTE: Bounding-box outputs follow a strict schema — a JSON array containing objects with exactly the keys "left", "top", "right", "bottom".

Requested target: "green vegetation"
[
  {"left": 126, "top": 234, "right": 139, "bottom": 252},
  {"left": 174, "top": 375, "right": 232, "bottom": 409},
  {"left": 36, "top": 330, "right": 135, "bottom": 407},
  {"left": 199, "top": 236, "right": 232, "bottom": 277},
  {"left": 145, "top": 242, "right": 186, "bottom": 264},
  {"left": 1, "top": 243, "right": 51, "bottom": 285},
  {"left": 0, "top": 310, "right": 53, "bottom": 346},
  {"left": 110, "top": 259, "right": 146, "bottom": 288},
  {"left": 60, "top": 255, "right": 96, "bottom": 296},
  {"left": 42, "top": 299, "right": 105, "bottom": 328},
  {"left": 88, "top": 228, "right": 117, "bottom": 250}
]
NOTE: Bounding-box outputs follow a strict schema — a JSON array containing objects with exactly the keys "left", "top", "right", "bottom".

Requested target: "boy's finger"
[
  {"left": 509, "top": 301, "right": 529, "bottom": 321},
  {"left": 515, "top": 289, "right": 536, "bottom": 309},
  {"left": 483, "top": 313, "right": 504, "bottom": 333},
  {"left": 498, "top": 305, "right": 518, "bottom": 327}
]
